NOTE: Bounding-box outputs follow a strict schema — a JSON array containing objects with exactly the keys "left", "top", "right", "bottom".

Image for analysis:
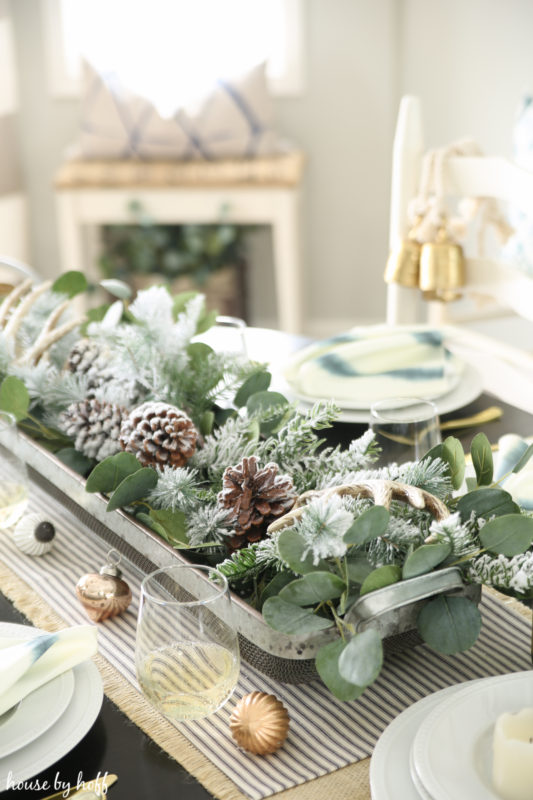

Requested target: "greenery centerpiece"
[{"left": 1, "top": 272, "right": 532, "bottom": 702}]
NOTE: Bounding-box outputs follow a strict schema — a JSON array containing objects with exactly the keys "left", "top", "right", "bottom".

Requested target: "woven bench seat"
[{"left": 55, "top": 152, "right": 305, "bottom": 190}]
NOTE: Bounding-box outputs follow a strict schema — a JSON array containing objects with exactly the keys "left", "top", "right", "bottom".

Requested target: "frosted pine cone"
[
  {"left": 60, "top": 398, "right": 126, "bottom": 461},
  {"left": 67, "top": 338, "right": 139, "bottom": 405},
  {"left": 119, "top": 401, "right": 197, "bottom": 469},
  {"left": 218, "top": 456, "right": 296, "bottom": 549}
]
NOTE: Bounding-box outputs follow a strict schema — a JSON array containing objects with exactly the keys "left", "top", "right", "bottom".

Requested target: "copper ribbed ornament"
[
  {"left": 76, "top": 549, "right": 132, "bottom": 622},
  {"left": 229, "top": 692, "right": 290, "bottom": 755}
]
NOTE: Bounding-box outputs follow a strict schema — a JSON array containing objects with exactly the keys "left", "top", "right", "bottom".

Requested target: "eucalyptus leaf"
[
  {"left": 172, "top": 291, "right": 199, "bottom": 318},
  {"left": 195, "top": 309, "right": 218, "bottom": 335},
  {"left": 471, "top": 432, "right": 493, "bottom": 486},
  {"left": 279, "top": 571, "right": 346, "bottom": 606},
  {"left": 512, "top": 443, "right": 533, "bottom": 473},
  {"left": 259, "top": 572, "right": 295, "bottom": 608},
  {"left": 338, "top": 629, "right": 383, "bottom": 687},
  {"left": 100, "top": 278, "right": 133, "bottom": 299},
  {"left": 187, "top": 342, "right": 214, "bottom": 367},
  {"left": 245, "top": 418, "right": 261, "bottom": 445},
  {"left": 106, "top": 468, "right": 158, "bottom": 511},
  {"left": 457, "top": 487, "right": 519, "bottom": 522},
  {"left": 80, "top": 304, "right": 109, "bottom": 335},
  {"left": 149, "top": 508, "right": 188, "bottom": 546},
  {"left": 479, "top": 514, "right": 533, "bottom": 556},
  {"left": 52, "top": 270, "right": 88, "bottom": 298},
  {"left": 315, "top": 640, "right": 365, "bottom": 701},
  {"left": 417, "top": 595, "right": 482, "bottom": 654},
  {"left": 262, "top": 596, "right": 332, "bottom": 634},
  {"left": 234, "top": 371, "right": 271, "bottom": 408},
  {"left": 277, "top": 529, "right": 329, "bottom": 574},
  {"left": 55, "top": 447, "right": 94, "bottom": 476},
  {"left": 465, "top": 477, "right": 478, "bottom": 492},
  {"left": 86, "top": 452, "right": 142, "bottom": 494},
  {"left": 343, "top": 505, "right": 389, "bottom": 545},
  {"left": 402, "top": 543, "right": 452, "bottom": 580},
  {"left": 441, "top": 436, "right": 466, "bottom": 490},
  {"left": 359, "top": 564, "right": 402, "bottom": 596},
  {"left": 199, "top": 410, "right": 215, "bottom": 437},
  {"left": 246, "top": 390, "right": 288, "bottom": 413},
  {"left": 0, "top": 376, "right": 29, "bottom": 421},
  {"left": 345, "top": 555, "right": 374, "bottom": 584}
]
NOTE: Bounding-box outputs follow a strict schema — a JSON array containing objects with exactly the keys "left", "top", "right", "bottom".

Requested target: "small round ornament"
[
  {"left": 13, "top": 513, "right": 55, "bottom": 556},
  {"left": 229, "top": 691, "right": 290, "bottom": 755},
  {"left": 75, "top": 549, "right": 132, "bottom": 622}
]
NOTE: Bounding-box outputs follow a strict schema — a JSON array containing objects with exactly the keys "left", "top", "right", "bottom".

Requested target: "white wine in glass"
[{"left": 135, "top": 565, "right": 240, "bottom": 722}]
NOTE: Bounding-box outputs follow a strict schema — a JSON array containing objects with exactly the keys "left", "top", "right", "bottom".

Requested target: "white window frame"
[{"left": 42, "top": 0, "right": 305, "bottom": 97}]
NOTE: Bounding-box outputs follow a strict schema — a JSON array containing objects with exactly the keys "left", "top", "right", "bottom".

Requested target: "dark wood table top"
[{"left": 0, "top": 391, "right": 530, "bottom": 800}]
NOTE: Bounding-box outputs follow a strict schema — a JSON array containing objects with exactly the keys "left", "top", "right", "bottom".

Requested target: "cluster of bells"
[{"left": 384, "top": 224, "right": 466, "bottom": 302}]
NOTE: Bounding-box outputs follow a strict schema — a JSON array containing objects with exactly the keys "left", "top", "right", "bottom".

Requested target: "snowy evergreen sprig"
[
  {"left": 467, "top": 551, "right": 533, "bottom": 597},
  {"left": 427, "top": 511, "right": 481, "bottom": 557},
  {"left": 186, "top": 503, "right": 233, "bottom": 547},
  {"left": 147, "top": 466, "right": 201, "bottom": 513},
  {"left": 189, "top": 414, "right": 258, "bottom": 486},
  {"left": 294, "top": 494, "right": 353, "bottom": 564}
]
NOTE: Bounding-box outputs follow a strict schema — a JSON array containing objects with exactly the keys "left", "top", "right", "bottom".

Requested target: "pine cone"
[
  {"left": 67, "top": 338, "right": 139, "bottom": 405},
  {"left": 218, "top": 456, "right": 296, "bottom": 549},
  {"left": 119, "top": 401, "right": 197, "bottom": 469},
  {"left": 60, "top": 398, "right": 126, "bottom": 461}
]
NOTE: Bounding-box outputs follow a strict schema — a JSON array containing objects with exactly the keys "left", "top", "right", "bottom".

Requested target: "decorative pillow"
[{"left": 77, "top": 61, "right": 284, "bottom": 161}]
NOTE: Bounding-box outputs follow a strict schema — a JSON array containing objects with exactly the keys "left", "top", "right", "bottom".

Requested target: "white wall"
[{"left": 9, "top": 0, "right": 533, "bottom": 335}]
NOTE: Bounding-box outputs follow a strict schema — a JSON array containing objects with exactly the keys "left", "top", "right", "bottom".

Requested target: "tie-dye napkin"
[
  {"left": 0, "top": 626, "right": 97, "bottom": 715},
  {"left": 284, "top": 325, "right": 460, "bottom": 407}
]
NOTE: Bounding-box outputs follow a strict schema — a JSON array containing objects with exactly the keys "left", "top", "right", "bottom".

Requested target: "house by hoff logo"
[{"left": 6, "top": 770, "right": 112, "bottom": 796}]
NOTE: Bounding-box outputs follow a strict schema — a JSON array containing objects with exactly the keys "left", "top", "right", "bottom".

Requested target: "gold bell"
[
  {"left": 419, "top": 227, "right": 465, "bottom": 302},
  {"left": 384, "top": 236, "right": 421, "bottom": 288}
]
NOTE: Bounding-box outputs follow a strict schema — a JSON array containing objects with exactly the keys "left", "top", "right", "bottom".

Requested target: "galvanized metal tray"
[{"left": 8, "top": 432, "right": 480, "bottom": 684}]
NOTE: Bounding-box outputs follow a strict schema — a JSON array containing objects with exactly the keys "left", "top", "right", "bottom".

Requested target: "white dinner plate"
[
  {"left": 411, "top": 671, "right": 533, "bottom": 800},
  {"left": 0, "top": 623, "right": 103, "bottom": 792},
  {"left": 0, "top": 628, "right": 75, "bottom": 758},
  {"left": 370, "top": 682, "right": 472, "bottom": 800}
]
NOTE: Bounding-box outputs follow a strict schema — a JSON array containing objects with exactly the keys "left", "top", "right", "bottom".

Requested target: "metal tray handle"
[{"left": 345, "top": 566, "right": 466, "bottom": 632}]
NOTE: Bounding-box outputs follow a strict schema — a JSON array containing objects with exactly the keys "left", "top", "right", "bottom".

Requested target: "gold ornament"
[
  {"left": 229, "top": 691, "right": 290, "bottom": 755},
  {"left": 75, "top": 549, "right": 132, "bottom": 622}
]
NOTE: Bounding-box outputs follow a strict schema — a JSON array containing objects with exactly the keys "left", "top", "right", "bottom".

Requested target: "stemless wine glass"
[
  {"left": 0, "top": 411, "right": 29, "bottom": 529},
  {"left": 135, "top": 564, "right": 240, "bottom": 722},
  {"left": 370, "top": 396, "right": 442, "bottom": 466},
  {"left": 194, "top": 315, "right": 248, "bottom": 357}
]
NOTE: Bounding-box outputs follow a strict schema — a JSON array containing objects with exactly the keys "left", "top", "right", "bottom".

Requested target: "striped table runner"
[{"left": 0, "top": 479, "right": 531, "bottom": 800}]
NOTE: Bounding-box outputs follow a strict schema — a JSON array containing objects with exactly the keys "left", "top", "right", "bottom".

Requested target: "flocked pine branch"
[
  {"left": 467, "top": 551, "right": 533, "bottom": 597},
  {"left": 427, "top": 511, "right": 481, "bottom": 557},
  {"left": 217, "top": 544, "right": 263, "bottom": 585},
  {"left": 294, "top": 494, "right": 353, "bottom": 564},
  {"left": 186, "top": 503, "right": 233, "bottom": 547},
  {"left": 147, "top": 466, "right": 201, "bottom": 513}
]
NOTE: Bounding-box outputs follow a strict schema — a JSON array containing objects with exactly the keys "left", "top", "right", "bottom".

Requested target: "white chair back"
[{"left": 386, "top": 96, "right": 533, "bottom": 329}]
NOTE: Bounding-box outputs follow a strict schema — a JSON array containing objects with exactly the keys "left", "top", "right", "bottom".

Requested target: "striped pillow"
[{"left": 77, "top": 61, "right": 283, "bottom": 161}]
